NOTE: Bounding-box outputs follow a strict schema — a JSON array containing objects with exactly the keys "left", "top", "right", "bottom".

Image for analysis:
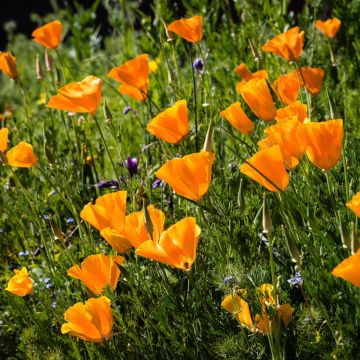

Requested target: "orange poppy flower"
[
  {"left": 107, "top": 54, "right": 149, "bottom": 101},
  {"left": 240, "top": 145, "right": 289, "bottom": 192},
  {"left": 220, "top": 102, "right": 254, "bottom": 135},
  {"left": 167, "top": 16, "right": 202, "bottom": 43},
  {"left": 32, "top": 20, "right": 62, "bottom": 49},
  {"left": 257, "top": 136, "right": 276, "bottom": 150},
  {"left": 155, "top": 150, "right": 215, "bottom": 202},
  {"left": 290, "top": 67, "right": 324, "bottom": 96},
  {"left": 48, "top": 75, "right": 102, "bottom": 113},
  {"left": 0, "top": 127, "right": 8, "bottom": 153},
  {"left": 315, "top": 18, "right": 341, "bottom": 38},
  {"left": 332, "top": 249, "right": 360, "bottom": 288},
  {"left": 61, "top": 296, "right": 113, "bottom": 343},
  {"left": 80, "top": 191, "right": 132, "bottom": 253},
  {"left": 67, "top": 254, "right": 124, "bottom": 295},
  {"left": 262, "top": 26, "right": 304, "bottom": 61},
  {"left": 0, "top": 52, "right": 18, "bottom": 79},
  {"left": 240, "top": 78, "right": 276, "bottom": 121},
  {"left": 272, "top": 74, "right": 299, "bottom": 105},
  {"left": 276, "top": 101, "right": 307, "bottom": 123},
  {"left": 221, "top": 284, "right": 293, "bottom": 335},
  {"left": 6, "top": 142, "right": 38, "bottom": 168},
  {"left": 5, "top": 267, "right": 33, "bottom": 296},
  {"left": 346, "top": 192, "right": 360, "bottom": 218},
  {"left": 298, "top": 119, "right": 343, "bottom": 170},
  {"left": 264, "top": 119, "right": 305, "bottom": 169},
  {"left": 234, "top": 64, "right": 268, "bottom": 93},
  {"left": 147, "top": 100, "right": 189, "bottom": 144},
  {"left": 136, "top": 217, "right": 201, "bottom": 270}
]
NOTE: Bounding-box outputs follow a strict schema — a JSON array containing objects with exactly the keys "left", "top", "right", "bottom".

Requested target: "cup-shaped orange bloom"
[
  {"left": 107, "top": 54, "right": 149, "bottom": 101},
  {"left": 5, "top": 267, "right": 33, "bottom": 296},
  {"left": 32, "top": 20, "right": 62, "bottom": 49},
  {"left": 147, "top": 100, "right": 189, "bottom": 144},
  {"left": 167, "top": 16, "right": 202, "bottom": 43},
  {"left": 220, "top": 102, "right": 254, "bottom": 135},
  {"left": 80, "top": 191, "right": 132, "bottom": 252},
  {"left": 262, "top": 26, "right": 304, "bottom": 61},
  {"left": 6, "top": 142, "right": 38, "bottom": 168},
  {"left": 0, "top": 127, "right": 8, "bottom": 153},
  {"left": 264, "top": 119, "right": 305, "bottom": 169},
  {"left": 67, "top": 254, "right": 124, "bottom": 295},
  {"left": 290, "top": 67, "right": 324, "bottom": 96},
  {"left": 276, "top": 101, "right": 307, "bottom": 123},
  {"left": 48, "top": 75, "right": 102, "bottom": 113},
  {"left": 240, "top": 145, "right": 289, "bottom": 192},
  {"left": 234, "top": 64, "right": 268, "bottom": 93},
  {"left": 136, "top": 217, "right": 201, "bottom": 270},
  {"left": 332, "top": 249, "right": 360, "bottom": 288},
  {"left": 257, "top": 136, "right": 276, "bottom": 150},
  {"left": 298, "top": 119, "right": 343, "bottom": 170},
  {"left": 346, "top": 192, "right": 360, "bottom": 218},
  {"left": 315, "top": 18, "right": 341, "bottom": 38},
  {"left": 0, "top": 52, "right": 18, "bottom": 79},
  {"left": 273, "top": 74, "right": 299, "bottom": 105},
  {"left": 61, "top": 296, "right": 113, "bottom": 343},
  {"left": 240, "top": 78, "right": 277, "bottom": 121},
  {"left": 155, "top": 151, "right": 215, "bottom": 202}
]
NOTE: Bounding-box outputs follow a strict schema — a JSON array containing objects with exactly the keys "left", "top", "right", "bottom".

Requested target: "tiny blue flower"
[
  {"left": 123, "top": 105, "right": 132, "bottom": 115},
  {"left": 193, "top": 58, "right": 204, "bottom": 73},
  {"left": 224, "top": 275, "right": 235, "bottom": 285},
  {"left": 287, "top": 271, "right": 303, "bottom": 288},
  {"left": 66, "top": 217, "right": 75, "bottom": 224}
]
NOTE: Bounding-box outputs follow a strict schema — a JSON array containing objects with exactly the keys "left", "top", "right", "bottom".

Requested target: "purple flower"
[
  {"left": 66, "top": 217, "right": 75, "bottom": 224},
  {"left": 96, "top": 180, "right": 120, "bottom": 189},
  {"left": 18, "top": 251, "right": 29, "bottom": 257},
  {"left": 193, "top": 58, "right": 204, "bottom": 73},
  {"left": 123, "top": 105, "right": 132, "bottom": 115},
  {"left": 126, "top": 156, "right": 139, "bottom": 177},
  {"left": 224, "top": 276, "right": 235, "bottom": 285},
  {"left": 287, "top": 271, "right": 303, "bottom": 288},
  {"left": 152, "top": 178, "right": 163, "bottom": 189}
]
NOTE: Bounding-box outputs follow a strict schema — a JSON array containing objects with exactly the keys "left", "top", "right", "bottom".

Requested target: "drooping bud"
[
  {"left": 282, "top": 225, "right": 301, "bottom": 263},
  {"left": 351, "top": 222, "right": 359, "bottom": 254},
  {"left": 45, "top": 49, "right": 53, "bottom": 72},
  {"left": 143, "top": 199, "right": 153, "bottom": 241},
  {"left": 338, "top": 211, "right": 350, "bottom": 248},
  {"left": 203, "top": 119, "right": 214, "bottom": 152},
  {"left": 36, "top": 54, "right": 43, "bottom": 80},
  {"left": 103, "top": 98, "right": 112, "bottom": 123},
  {"left": 262, "top": 194, "right": 273, "bottom": 235},
  {"left": 248, "top": 39, "right": 260, "bottom": 62}
]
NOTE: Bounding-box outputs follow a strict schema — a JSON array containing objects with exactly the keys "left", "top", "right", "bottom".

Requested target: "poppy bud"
[
  {"left": 203, "top": 119, "right": 213, "bottom": 152},
  {"left": 262, "top": 194, "right": 273, "bottom": 235},
  {"left": 282, "top": 225, "right": 301, "bottom": 263},
  {"left": 338, "top": 211, "right": 350, "bottom": 249},
  {"left": 351, "top": 222, "right": 359, "bottom": 254},
  {"left": 248, "top": 39, "right": 260, "bottom": 62},
  {"left": 36, "top": 54, "right": 43, "bottom": 80},
  {"left": 103, "top": 97, "right": 112, "bottom": 123},
  {"left": 44, "top": 49, "right": 53, "bottom": 72},
  {"left": 143, "top": 199, "right": 154, "bottom": 241},
  {"left": 237, "top": 178, "right": 245, "bottom": 211}
]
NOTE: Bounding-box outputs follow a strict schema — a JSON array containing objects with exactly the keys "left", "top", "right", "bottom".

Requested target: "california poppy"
[
  {"left": 32, "top": 20, "right": 62, "bottom": 49},
  {"left": 298, "top": 119, "right": 343, "bottom": 170},
  {"left": 48, "top": 75, "right": 102, "bottom": 113},
  {"left": 240, "top": 145, "right": 289, "bottom": 192},
  {"left": 240, "top": 78, "right": 277, "bottom": 121},
  {"left": 0, "top": 127, "right": 8, "bottom": 153},
  {"left": 272, "top": 74, "right": 299, "bottom": 105},
  {"left": 67, "top": 254, "right": 124, "bottom": 295},
  {"left": 289, "top": 66, "right": 324, "bottom": 96},
  {"left": 234, "top": 64, "right": 268, "bottom": 93},
  {"left": 155, "top": 150, "right": 215, "bottom": 202},
  {"left": 136, "top": 217, "right": 201, "bottom": 270},
  {"left": 262, "top": 26, "right": 304, "bottom": 61},
  {"left": 61, "top": 296, "right": 113, "bottom": 343},
  {"left": 220, "top": 102, "right": 254, "bottom": 135},
  {"left": 6, "top": 142, "right": 38, "bottom": 168},
  {"left": 276, "top": 101, "right": 307, "bottom": 123},
  {"left": 346, "top": 192, "right": 360, "bottom": 218},
  {"left": 0, "top": 52, "right": 18, "bottom": 79},
  {"left": 264, "top": 119, "right": 305, "bottom": 169},
  {"left": 107, "top": 54, "right": 149, "bottom": 101},
  {"left": 315, "top": 18, "right": 341, "bottom": 38},
  {"left": 147, "top": 100, "right": 189, "bottom": 144},
  {"left": 167, "top": 16, "right": 202, "bottom": 43},
  {"left": 5, "top": 267, "right": 33, "bottom": 296},
  {"left": 257, "top": 136, "right": 276, "bottom": 150},
  {"left": 332, "top": 249, "right": 360, "bottom": 288}
]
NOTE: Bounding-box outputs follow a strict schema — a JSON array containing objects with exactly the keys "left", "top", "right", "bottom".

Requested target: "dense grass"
[{"left": 1, "top": 0, "right": 360, "bottom": 359}]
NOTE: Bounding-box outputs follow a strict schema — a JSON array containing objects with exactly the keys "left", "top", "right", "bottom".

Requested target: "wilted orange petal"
[
  {"left": 0, "top": 127, "right": 8, "bottom": 153},
  {"left": 220, "top": 102, "right": 254, "bottom": 135},
  {"left": 315, "top": 18, "right": 341, "bottom": 38},
  {"left": 32, "top": 20, "right": 62, "bottom": 49},
  {"left": 221, "top": 293, "right": 254, "bottom": 329},
  {"left": 279, "top": 304, "right": 294, "bottom": 328},
  {"left": 167, "top": 16, "right": 203, "bottom": 43},
  {"left": 6, "top": 142, "right": 38, "bottom": 168},
  {"left": 332, "top": 249, "right": 360, "bottom": 288}
]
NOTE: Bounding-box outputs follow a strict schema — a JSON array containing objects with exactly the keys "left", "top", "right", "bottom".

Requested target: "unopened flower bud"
[
  {"left": 262, "top": 194, "right": 272, "bottom": 234},
  {"left": 36, "top": 54, "right": 43, "bottom": 80},
  {"left": 103, "top": 98, "right": 112, "bottom": 123},
  {"left": 248, "top": 39, "right": 260, "bottom": 62},
  {"left": 338, "top": 211, "right": 350, "bottom": 249},
  {"left": 282, "top": 225, "right": 301, "bottom": 263},
  {"left": 143, "top": 200, "right": 153, "bottom": 240},
  {"left": 351, "top": 222, "right": 359, "bottom": 254},
  {"left": 237, "top": 178, "right": 245, "bottom": 211},
  {"left": 203, "top": 119, "right": 213, "bottom": 152},
  {"left": 45, "top": 49, "right": 53, "bottom": 72}
]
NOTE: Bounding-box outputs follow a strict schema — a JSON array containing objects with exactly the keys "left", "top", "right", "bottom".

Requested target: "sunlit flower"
[
  {"left": 273, "top": 74, "right": 299, "bottom": 105},
  {"left": 48, "top": 75, "right": 102, "bottom": 113},
  {"left": 0, "top": 52, "right": 18, "bottom": 79},
  {"left": 346, "top": 192, "right": 360, "bottom": 218},
  {"left": 276, "top": 101, "right": 307, "bottom": 123},
  {"left": 240, "top": 78, "right": 277, "bottom": 121},
  {"left": 298, "top": 119, "right": 343, "bottom": 170},
  {"left": 149, "top": 57, "right": 160, "bottom": 73},
  {"left": 147, "top": 100, "right": 189, "bottom": 144},
  {"left": 107, "top": 54, "right": 149, "bottom": 101},
  {"left": 5, "top": 267, "right": 33, "bottom": 296},
  {"left": 167, "top": 16, "right": 203, "bottom": 43},
  {"left": 289, "top": 67, "right": 324, "bottom": 96},
  {"left": 67, "top": 254, "right": 124, "bottom": 295},
  {"left": 234, "top": 63, "right": 268, "bottom": 93},
  {"left": 155, "top": 151, "right": 215, "bottom": 202},
  {"left": 332, "top": 249, "right": 360, "bottom": 288},
  {"left": 220, "top": 102, "right": 254, "bottom": 135},
  {"left": 6, "top": 142, "right": 38, "bottom": 168},
  {"left": 240, "top": 145, "right": 289, "bottom": 192},
  {"left": 61, "top": 296, "right": 113, "bottom": 343},
  {"left": 32, "top": 20, "right": 62, "bottom": 49},
  {"left": 315, "top": 18, "right": 341, "bottom": 38},
  {"left": 136, "top": 217, "right": 201, "bottom": 270},
  {"left": 0, "top": 127, "right": 8, "bottom": 153},
  {"left": 262, "top": 26, "right": 304, "bottom": 61}
]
